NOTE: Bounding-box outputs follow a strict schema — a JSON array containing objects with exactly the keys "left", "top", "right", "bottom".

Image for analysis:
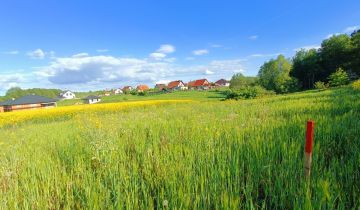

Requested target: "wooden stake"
[{"left": 304, "top": 120, "right": 314, "bottom": 178}]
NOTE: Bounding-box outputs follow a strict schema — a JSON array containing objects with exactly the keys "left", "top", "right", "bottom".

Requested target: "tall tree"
[
  {"left": 291, "top": 49, "right": 323, "bottom": 89},
  {"left": 229, "top": 73, "right": 257, "bottom": 89},
  {"left": 320, "top": 34, "right": 353, "bottom": 76},
  {"left": 258, "top": 55, "right": 296, "bottom": 93},
  {"left": 350, "top": 30, "right": 360, "bottom": 77}
]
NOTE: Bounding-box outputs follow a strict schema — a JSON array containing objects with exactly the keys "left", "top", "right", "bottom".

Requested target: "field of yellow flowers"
[
  {"left": 0, "top": 100, "right": 191, "bottom": 127},
  {"left": 0, "top": 87, "right": 359, "bottom": 209}
]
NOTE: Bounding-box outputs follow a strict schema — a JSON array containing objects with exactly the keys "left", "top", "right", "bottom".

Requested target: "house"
[
  {"left": 59, "top": 90, "right": 76, "bottom": 99},
  {"left": 136, "top": 84, "right": 150, "bottom": 92},
  {"left": 167, "top": 80, "right": 188, "bottom": 90},
  {"left": 122, "top": 86, "right": 133, "bottom": 92},
  {"left": 155, "top": 84, "right": 166, "bottom": 91},
  {"left": 83, "top": 95, "right": 101, "bottom": 104},
  {"left": 187, "top": 79, "right": 210, "bottom": 90},
  {"left": 0, "top": 95, "right": 57, "bottom": 112},
  {"left": 0, "top": 106, "right": 4, "bottom": 113},
  {"left": 215, "top": 79, "right": 230, "bottom": 87},
  {"left": 104, "top": 91, "right": 111, "bottom": 96},
  {"left": 114, "top": 88, "right": 123, "bottom": 95}
]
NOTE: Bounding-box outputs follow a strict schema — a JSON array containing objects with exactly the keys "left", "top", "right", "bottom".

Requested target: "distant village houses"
[
  {"left": 136, "top": 85, "right": 150, "bottom": 92},
  {"left": 215, "top": 79, "right": 230, "bottom": 87},
  {"left": 59, "top": 90, "right": 76, "bottom": 99},
  {"left": 0, "top": 95, "right": 57, "bottom": 112},
  {"left": 82, "top": 95, "right": 101, "bottom": 104},
  {"left": 122, "top": 86, "right": 133, "bottom": 92},
  {"left": 187, "top": 79, "right": 210, "bottom": 90},
  {"left": 167, "top": 80, "right": 188, "bottom": 91},
  {"left": 114, "top": 88, "right": 123, "bottom": 95},
  {"left": 155, "top": 84, "right": 166, "bottom": 91}
]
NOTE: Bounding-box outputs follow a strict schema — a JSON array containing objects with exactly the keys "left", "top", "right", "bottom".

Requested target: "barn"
[{"left": 0, "top": 95, "right": 57, "bottom": 112}]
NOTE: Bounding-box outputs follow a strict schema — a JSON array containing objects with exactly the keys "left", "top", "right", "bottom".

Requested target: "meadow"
[{"left": 0, "top": 87, "right": 359, "bottom": 209}]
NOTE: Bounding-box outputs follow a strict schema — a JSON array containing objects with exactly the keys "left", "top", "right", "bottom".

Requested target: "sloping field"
[{"left": 0, "top": 88, "right": 359, "bottom": 209}]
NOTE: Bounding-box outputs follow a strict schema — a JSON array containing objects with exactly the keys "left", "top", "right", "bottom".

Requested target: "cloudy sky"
[{"left": 0, "top": 0, "right": 359, "bottom": 95}]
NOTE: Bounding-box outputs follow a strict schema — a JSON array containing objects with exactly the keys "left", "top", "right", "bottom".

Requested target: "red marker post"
[{"left": 304, "top": 120, "right": 314, "bottom": 178}]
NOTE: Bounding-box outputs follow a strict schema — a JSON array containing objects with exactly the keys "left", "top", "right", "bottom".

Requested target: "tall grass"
[{"left": 0, "top": 87, "right": 359, "bottom": 209}]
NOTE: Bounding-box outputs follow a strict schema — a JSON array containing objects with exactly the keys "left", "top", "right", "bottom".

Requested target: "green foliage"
[
  {"left": 350, "top": 30, "right": 360, "bottom": 75},
  {"left": 314, "top": 81, "right": 328, "bottom": 89},
  {"left": 0, "top": 87, "right": 359, "bottom": 209},
  {"left": 2, "top": 87, "right": 62, "bottom": 100},
  {"left": 225, "top": 85, "right": 274, "bottom": 100},
  {"left": 137, "top": 91, "right": 148, "bottom": 96},
  {"left": 351, "top": 79, "right": 360, "bottom": 90},
  {"left": 258, "top": 55, "right": 296, "bottom": 93},
  {"left": 328, "top": 68, "right": 350, "bottom": 87},
  {"left": 291, "top": 49, "right": 323, "bottom": 89},
  {"left": 229, "top": 73, "right": 257, "bottom": 89}
]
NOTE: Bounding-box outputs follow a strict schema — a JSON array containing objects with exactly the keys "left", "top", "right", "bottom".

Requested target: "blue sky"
[{"left": 0, "top": 0, "right": 359, "bottom": 94}]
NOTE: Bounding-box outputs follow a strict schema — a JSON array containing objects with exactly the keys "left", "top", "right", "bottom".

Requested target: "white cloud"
[
  {"left": 293, "top": 45, "right": 320, "bottom": 52},
  {"left": 185, "top": 57, "right": 195, "bottom": 61},
  {"left": 0, "top": 73, "right": 25, "bottom": 91},
  {"left": 155, "top": 80, "right": 171, "bottom": 85},
  {"left": 3, "top": 50, "right": 19, "bottom": 55},
  {"left": 72, "top": 53, "right": 89, "bottom": 58},
  {"left": 156, "top": 44, "right": 175, "bottom": 54},
  {"left": 249, "top": 35, "right": 258, "bottom": 40},
  {"left": 27, "top": 49, "right": 45, "bottom": 59},
  {"left": 205, "top": 69, "right": 214, "bottom": 75},
  {"left": 210, "top": 44, "right": 222, "bottom": 48},
  {"left": 97, "top": 49, "right": 109, "bottom": 53},
  {"left": 344, "top": 25, "right": 359, "bottom": 33},
  {"left": 193, "top": 49, "right": 209, "bottom": 56},
  {"left": 149, "top": 52, "right": 167, "bottom": 60}
]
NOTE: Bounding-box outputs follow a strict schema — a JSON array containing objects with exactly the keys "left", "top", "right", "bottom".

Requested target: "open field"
[
  {"left": 57, "top": 89, "right": 228, "bottom": 106},
  {"left": 0, "top": 87, "right": 359, "bottom": 209}
]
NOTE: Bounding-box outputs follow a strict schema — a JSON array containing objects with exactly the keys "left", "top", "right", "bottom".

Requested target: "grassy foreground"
[{"left": 0, "top": 87, "right": 359, "bottom": 209}]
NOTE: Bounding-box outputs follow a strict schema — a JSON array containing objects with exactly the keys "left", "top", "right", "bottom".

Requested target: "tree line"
[{"left": 229, "top": 29, "right": 360, "bottom": 98}]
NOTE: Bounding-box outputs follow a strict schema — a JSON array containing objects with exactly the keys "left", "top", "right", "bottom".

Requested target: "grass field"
[
  {"left": 0, "top": 87, "right": 359, "bottom": 209},
  {"left": 57, "top": 89, "right": 228, "bottom": 106}
]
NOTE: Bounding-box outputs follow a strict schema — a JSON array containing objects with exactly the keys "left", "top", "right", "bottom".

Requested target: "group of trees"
[
  {"left": 0, "top": 87, "right": 62, "bottom": 101},
  {"left": 291, "top": 31, "right": 359, "bottom": 89},
  {"left": 229, "top": 30, "right": 359, "bottom": 98}
]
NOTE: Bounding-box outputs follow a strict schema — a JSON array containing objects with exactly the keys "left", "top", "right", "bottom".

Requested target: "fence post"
[{"left": 304, "top": 120, "right": 314, "bottom": 178}]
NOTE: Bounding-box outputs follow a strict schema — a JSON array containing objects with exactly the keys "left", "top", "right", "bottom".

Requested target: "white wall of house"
[
  {"left": 114, "top": 89, "right": 123, "bottom": 94},
  {"left": 88, "top": 98, "right": 101, "bottom": 104},
  {"left": 61, "top": 91, "right": 76, "bottom": 99}
]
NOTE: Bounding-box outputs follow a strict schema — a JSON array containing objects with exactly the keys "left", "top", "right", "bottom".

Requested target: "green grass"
[
  {"left": 0, "top": 87, "right": 359, "bottom": 209},
  {"left": 57, "top": 89, "right": 228, "bottom": 106}
]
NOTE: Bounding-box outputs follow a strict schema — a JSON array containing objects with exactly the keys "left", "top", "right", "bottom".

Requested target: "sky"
[{"left": 0, "top": 0, "right": 359, "bottom": 95}]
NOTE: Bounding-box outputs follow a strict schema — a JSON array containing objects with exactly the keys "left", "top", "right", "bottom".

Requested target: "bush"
[
  {"left": 225, "top": 86, "right": 274, "bottom": 100},
  {"left": 137, "top": 91, "right": 148, "bottom": 96},
  {"left": 328, "top": 68, "right": 350, "bottom": 87},
  {"left": 314, "top": 81, "right": 328, "bottom": 89},
  {"left": 352, "top": 79, "right": 360, "bottom": 90}
]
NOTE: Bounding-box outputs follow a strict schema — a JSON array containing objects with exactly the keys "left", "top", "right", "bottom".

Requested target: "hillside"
[{"left": 0, "top": 87, "right": 359, "bottom": 209}]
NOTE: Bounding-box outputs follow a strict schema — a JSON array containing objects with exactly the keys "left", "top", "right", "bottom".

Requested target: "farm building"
[
  {"left": 0, "top": 95, "right": 57, "bottom": 112},
  {"left": 136, "top": 85, "right": 150, "bottom": 92},
  {"left": 168, "top": 80, "right": 188, "bottom": 90},
  {"left": 83, "top": 95, "right": 101, "bottom": 104},
  {"left": 187, "top": 79, "right": 210, "bottom": 90},
  {"left": 215, "top": 79, "right": 230, "bottom": 87},
  {"left": 59, "top": 90, "right": 76, "bottom": 99},
  {"left": 122, "top": 86, "right": 133, "bottom": 92},
  {"left": 114, "top": 88, "right": 123, "bottom": 95},
  {"left": 104, "top": 91, "right": 111, "bottom": 96},
  {"left": 155, "top": 84, "right": 166, "bottom": 91}
]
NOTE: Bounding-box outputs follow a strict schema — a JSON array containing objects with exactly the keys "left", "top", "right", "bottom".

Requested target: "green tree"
[
  {"left": 350, "top": 30, "right": 360, "bottom": 76},
  {"left": 258, "top": 55, "right": 297, "bottom": 93},
  {"left": 328, "top": 68, "right": 349, "bottom": 87},
  {"left": 291, "top": 49, "right": 323, "bottom": 89},
  {"left": 320, "top": 34, "right": 352, "bottom": 75},
  {"left": 229, "top": 73, "right": 257, "bottom": 89}
]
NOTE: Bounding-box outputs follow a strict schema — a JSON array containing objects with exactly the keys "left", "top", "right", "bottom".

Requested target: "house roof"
[
  {"left": 83, "top": 95, "right": 101, "bottom": 100},
  {"left": 136, "top": 84, "right": 150, "bottom": 90},
  {"left": 189, "top": 79, "right": 209, "bottom": 87},
  {"left": 122, "top": 86, "right": 133, "bottom": 90},
  {"left": 215, "top": 79, "right": 230, "bottom": 85},
  {"left": 0, "top": 95, "right": 57, "bottom": 106},
  {"left": 167, "top": 80, "right": 183, "bottom": 89}
]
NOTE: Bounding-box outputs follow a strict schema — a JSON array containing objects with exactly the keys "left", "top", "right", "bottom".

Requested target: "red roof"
[
  {"left": 215, "top": 79, "right": 230, "bottom": 85},
  {"left": 167, "top": 80, "right": 184, "bottom": 89},
  {"left": 136, "top": 85, "right": 150, "bottom": 91},
  {"left": 192, "top": 79, "right": 209, "bottom": 87}
]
